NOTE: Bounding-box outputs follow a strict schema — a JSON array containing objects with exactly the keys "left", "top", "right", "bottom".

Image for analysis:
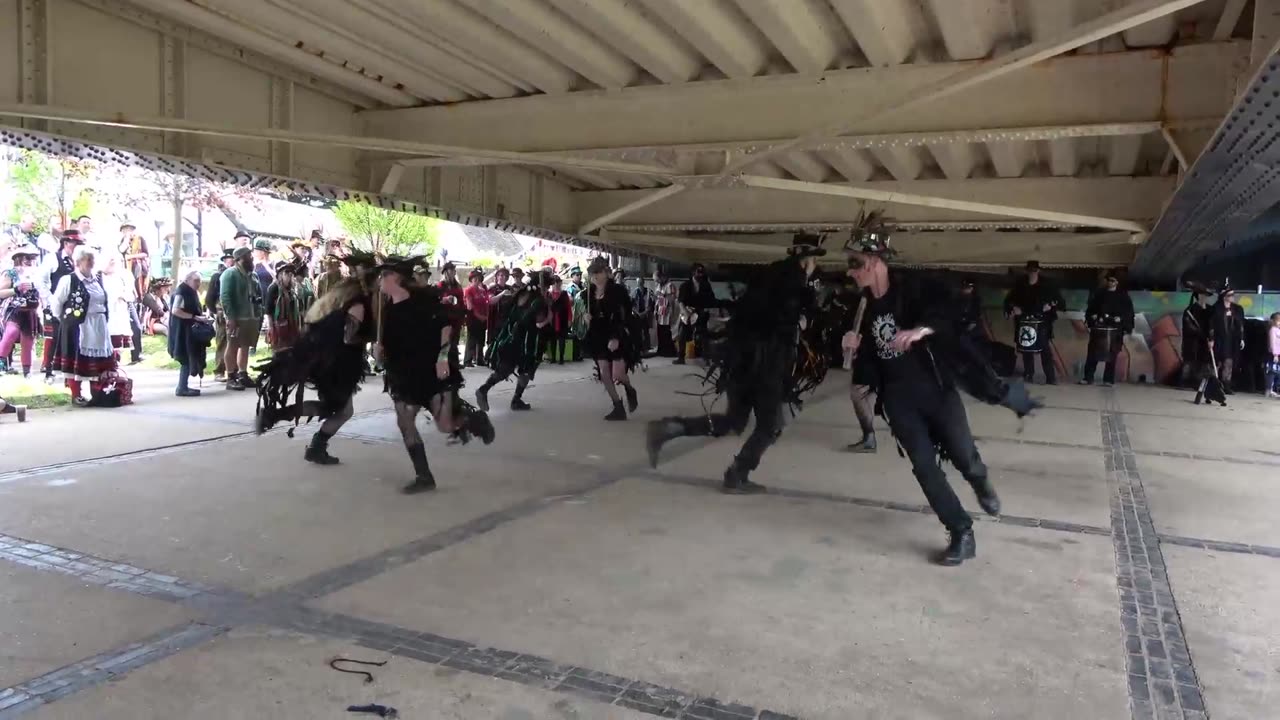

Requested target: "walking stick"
[{"left": 843, "top": 296, "right": 868, "bottom": 370}]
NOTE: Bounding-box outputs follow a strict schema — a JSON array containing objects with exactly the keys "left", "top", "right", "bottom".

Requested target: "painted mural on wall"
[{"left": 977, "top": 289, "right": 1280, "bottom": 385}]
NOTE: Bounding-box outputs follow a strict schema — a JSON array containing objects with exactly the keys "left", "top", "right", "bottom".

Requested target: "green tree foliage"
[
  {"left": 4, "top": 149, "right": 96, "bottom": 229},
  {"left": 333, "top": 201, "right": 442, "bottom": 258}
]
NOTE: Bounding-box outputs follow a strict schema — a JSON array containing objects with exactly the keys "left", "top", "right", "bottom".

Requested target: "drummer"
[
  {"left": 1003, "top": 260, "right": 1064, "bottom": 385},
  {"left": 1080, "top": 270, "right": 1134, "bottom": 387}
]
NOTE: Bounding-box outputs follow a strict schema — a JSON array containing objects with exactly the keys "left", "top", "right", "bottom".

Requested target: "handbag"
[{"left": 190, "top": 318, "right": 216, "bottom": 346}]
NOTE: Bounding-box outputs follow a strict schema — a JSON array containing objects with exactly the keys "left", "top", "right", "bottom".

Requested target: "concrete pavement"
[{"left": 1, "top": 361, "right": 1278, "bottom": 719}]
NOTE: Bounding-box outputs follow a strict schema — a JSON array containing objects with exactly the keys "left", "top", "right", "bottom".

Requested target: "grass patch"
[
  {"left": 139, "top": 333, "right": 268, "bottom": 371},
  {"left": 0, "top": 375, "right": 71, "bottom": 408}
]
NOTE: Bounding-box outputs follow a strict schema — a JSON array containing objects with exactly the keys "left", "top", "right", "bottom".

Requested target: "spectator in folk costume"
[
  {"left": 289, "top": 241, "right": 317, "bottom": 314},
  {"left": 169, "top": 270, "right": 209, "bottom": 397},
  {"left": 653, "top": 269, "right": 679, "bottom": 357},
  {"left": 38, "top": 228, "right": 86, "bottom": 383},
  {"left": 101, "top": 254, "right": 135, "bottom": 359},
  {"left": 0, "top": 244, "right": 42, "bottom": 377},
  {"left": 141, "top": 277, "right": 172, "bottom": 337},
  {"left": 48, "top": 246, "right": 115, "bottom": 406},
  {"left": 205, "top": 249, "right": 236, "bottom": 380},
  {"left": 437, "top": 262, "right": 465, "bottom": 367},
  {"left": 631, "top": 273, "right": 656, "bottom": 354},
  {"left": 266, "top": 261, "right": 304, "bottom": 353},
  {"left": 462, "top": 269, "right": 491, "bottom": 368},
  {"left": 546, "top": 275, "right": 573, "bottom": 364},
  {"left": 118, "top": 221, "right": 151, "bottom": 300},
  {"left": 315, "top": 253, "right": 343, "bottom": 300}
]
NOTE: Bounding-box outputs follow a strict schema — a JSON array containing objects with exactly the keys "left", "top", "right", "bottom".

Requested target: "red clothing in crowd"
[
  {"left": 463, "top": 283, "right": 491, "bottom": 322},
  {"left": 438, "top": 280, "right": 465, "bottom": 327}
]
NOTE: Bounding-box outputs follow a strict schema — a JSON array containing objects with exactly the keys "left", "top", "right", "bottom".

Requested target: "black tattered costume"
[{"left": 646, "top": 239, "right": 827, "bottom": 494}]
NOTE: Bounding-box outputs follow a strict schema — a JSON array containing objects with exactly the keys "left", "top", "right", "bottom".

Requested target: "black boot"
[
  {"left": 605, "top": 400, "right": 627, "bottom": 421},
  {"left": 1193, "top": 391, "right": 1203, "bottom": 405},
  {"left": 624, "top": 385, "right": 638, "bottom": 413},
  {"left": 969, "top": 476, "right": 1001, "bottom": 516},
  {"left": 846, "top": 432, "right": 876, "bottom": 453},
  {"left": 645, "top": 418, "right": 686, "bottom": 468},
  {"left": 935, "top": 528, "right": 976, "bottom": 566},
  {"left": 475, "top": 385, "right": 491, "bottom": 412},
  {"left": 304, "top": 431, "right": 340, "bottom": 465},
  {"left": 401, "top": 444, "right": 436, "bottom": 494},
  {"left": 722, "top": 462, "right": 766, "bottom": 495},
  {"left": 510, "top": 396, "right": 532, "bottom": 411}
]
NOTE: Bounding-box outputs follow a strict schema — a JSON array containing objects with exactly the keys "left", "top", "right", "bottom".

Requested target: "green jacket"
[{"left": 219, "top": 266, "right": 258, "bottom": 320}]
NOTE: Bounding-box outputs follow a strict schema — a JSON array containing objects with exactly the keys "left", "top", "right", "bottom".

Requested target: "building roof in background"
[{"left": 456, "top": 225, "right": 524, "bottom": 258}]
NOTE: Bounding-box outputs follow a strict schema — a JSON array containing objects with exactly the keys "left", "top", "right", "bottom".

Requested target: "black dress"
[
  {"left": 382, "top": 291, "right": 462, "bottom": 405},
  {"left": 584, "top": 280, "right": 632, "bottom": 364}
]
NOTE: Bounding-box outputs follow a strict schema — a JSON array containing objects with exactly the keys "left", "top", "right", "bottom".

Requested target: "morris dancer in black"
[
  {"left": 373, "top": 257, "right": 494, "bottom": 494},
  {"left": 1003, "top": 260, "right": 1064, "bottom": 384},
  {"left": 476, "top": 270, "right": 550, "bottom": 413},
  {"left": 1080, "top": 270, "right": 1134, "bottom": 387},
  {"left": 646, "top": 234, "right": 826, "bottom": 494},
  {"left": 254, "top": 251, "right": 378, "bottom": 464},
  {"left": 1181, "top": 288, "right": 1212, "bottom": 390},
  {"left": 844, "top": 238, "right": 1040, "bottom": 566},
  {"left": 583, "top": 256, "right": 639, "bottom": 421}
]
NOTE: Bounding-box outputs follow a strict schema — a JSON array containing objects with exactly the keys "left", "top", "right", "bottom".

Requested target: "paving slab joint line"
[{"left": 1100, "top": 393, "right": 1210, "bottom": 720}]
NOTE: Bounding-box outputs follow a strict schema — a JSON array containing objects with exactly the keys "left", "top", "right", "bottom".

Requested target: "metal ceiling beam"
[
  {"left": 124, "top": 0, "right": 418, "bottom": 107},
  {"left": 395, "top": 121, "right": 1182, "bottom": 170},
  {"left": 1214, "top": 0, "right": 1249, "bottom": 39},
  {"left": 578, "top": 184, "right": 684, "bottom": 235},
  {"left": 362, "top": 43, "right": 1240, "bottom": 152},
  {"left": 738, "top": 175, "right": 1148, "bottom": 232},
  {"left": 0, "top": 102, "right": 676, "bottom": 178},
  {"left": 607, "top": 221, "right": 1087, "bottom": 233},
  {"left": 721, "top": 0, "right": 1211, "bottom": 175}
]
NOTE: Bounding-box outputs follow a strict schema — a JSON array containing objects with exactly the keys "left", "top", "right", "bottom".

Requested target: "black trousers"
[
  {"left": 678, "top": 317, "right": 708, "bottom": 360},
  {"left": 656, "top": 324, "right": 676, "bottom": 357},
  {"left": 1083, "top": 331, "right": 1122, "bottom": 384},
  {"left": 1021, "top": 351, "right": 1055, "bottom": 383},
  {"left": 882, "top": 382, "right": 987, "bottom": 533},
  {"left": 673, "top": 345, "right": 789, "bottom": 471},
  {"left": 128, "top": 303, "right": 143, "bottom": 363},
  {"left": 463, "top": 318, "right": 487, "bottom": 366}
]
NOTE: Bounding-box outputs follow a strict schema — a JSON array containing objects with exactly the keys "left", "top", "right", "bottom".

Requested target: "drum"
[
  {"left": 1014, "top": 316, "right": 1047, "bottom": 354},
  {"left": 1087, "top": 327, "right": 1122, "bottom": 358}
]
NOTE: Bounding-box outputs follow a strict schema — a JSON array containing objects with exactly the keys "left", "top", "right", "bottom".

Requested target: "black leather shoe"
[
  {"left": 402, "top": 476, "right": 437, "bottom": 494},
  {"left": 510, "top": 398, "right": 532, "bottom": 411},
  {"left": 645, "top": 419, "right": 683, "bottom": 469},
  {"left": 970, "top": 477, "right": 1001, "bottom": 516},
  {"left": 722, "top": 465, "right": 766, "bottom": 495},
  {"left": 624, "top": 385, "right": 638, "bottom": 413},
  {"left": 934, "top": 529, "right": 976, "bottom": 566},
  {"left": 604, "top": 400, "right": 627, "bottom": 421},
  {"left": 475, "top": 387, "right": 490, "bottom": 412}
]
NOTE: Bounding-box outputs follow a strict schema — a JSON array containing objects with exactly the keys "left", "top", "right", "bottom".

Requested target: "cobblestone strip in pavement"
[
  {"left": 0, "top": 622, "right": 227, "bottom": 718},
  {"left": 649, "top": 472, "right": 1113, "bottom": 537},
  {"left": 282, "top": 607, "right": 799, "bottom": 720},
  {"left": 0, "top": 532, "right": 244, "bottom": 605},
  {"left": 1101, "top": 393, "right": 1209, "bottom": 720}
]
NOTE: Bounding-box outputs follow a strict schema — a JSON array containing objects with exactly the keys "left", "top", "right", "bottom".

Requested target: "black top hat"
[
  {"left": 374, "top": 254, "right": 428, "bottom": 277},
  {"left": 1025, "top": 260, "right": 1042, "bottom": 271},
  {"left": 220, "top": 249, "right": 235, "bottom": 261},
  {"left": 468, "top": 269, "right": 484, "bottom": 281},
  {"left": 441, "top": 261, "right": 457, "bottom": 272},
  {"left": 511, "top": 267, "right": 525, "bottom": 275},
  {"left": 789, "top": 232, "right": 828, "bottom": 258},
  {"left": 234, "top": 230, "right": 252, "bottom": 241},
  {"left": 845, "top": 229, "right": 893, "bottom": 257},
  {"left": 341, "top": 249, "right": 379, "bottom": 269},
  {"left": 586, "top": 256, "right": 610, "bottom": 274}
]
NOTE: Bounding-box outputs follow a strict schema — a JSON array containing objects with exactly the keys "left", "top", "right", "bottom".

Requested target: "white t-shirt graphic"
[{"left": 871, "top": 313, "right": 904, "bottom": 360}]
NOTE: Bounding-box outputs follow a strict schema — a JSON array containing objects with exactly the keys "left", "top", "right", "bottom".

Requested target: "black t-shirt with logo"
[{"left": 859, "top": 284, "right": 934, "bottom": 388}]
